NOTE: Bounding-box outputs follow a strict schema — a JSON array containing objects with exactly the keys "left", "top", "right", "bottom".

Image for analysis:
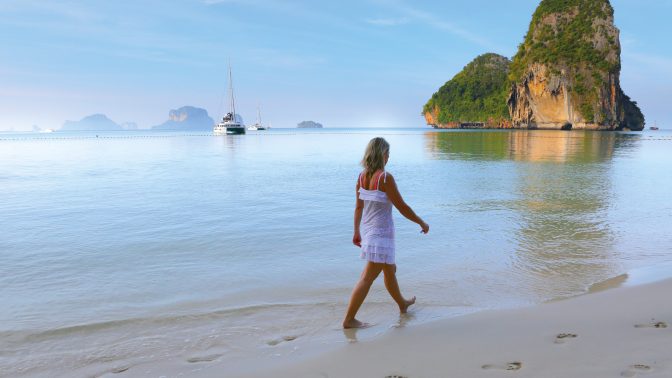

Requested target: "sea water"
[{"left": 1, "top": 128, "right": 671, "bottom": 376}]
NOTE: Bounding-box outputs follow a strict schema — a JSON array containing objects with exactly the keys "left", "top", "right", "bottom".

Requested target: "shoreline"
[
  {"left": 94, "top": 269, "right": 672, "bottom": 378},
  {"left": 241, "top": 275, "right": 672, "bottom": 378}
]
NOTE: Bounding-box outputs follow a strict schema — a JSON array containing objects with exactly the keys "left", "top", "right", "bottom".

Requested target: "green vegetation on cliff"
[
  {"left": 423, "top": 53, "right": 510, "bottom": 125},
  {"left": 510, "top": 0, "right": 618, "bottom": 81}
]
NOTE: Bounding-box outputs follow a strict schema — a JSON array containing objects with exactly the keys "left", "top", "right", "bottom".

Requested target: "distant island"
[
  {"left": 297, "top": 121, "right": 323, "bottom": 128},
  {"left": 424, "top": 0, "right": 644, "bottom": 131},
  {"left": 59, "top": 107, "right": 213, "bottom": 132},
  {"left": 152, "top": 106, "right": 214, "bottom": 131},
  {"left": 61, "top": 114, "right": 124, "bottom": 131}
]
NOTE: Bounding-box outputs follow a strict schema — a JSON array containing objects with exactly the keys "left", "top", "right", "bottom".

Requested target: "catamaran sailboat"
[
  {"left": 247, "top": 105, "right": 266, "bottom": 131},
  {"left": 214, "top": 66, "right": 245, "bottom": 135}
]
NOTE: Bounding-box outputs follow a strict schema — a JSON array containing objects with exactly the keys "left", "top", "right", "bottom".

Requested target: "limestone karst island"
[{"left": 424, "top": 0, "right": 645, "bottom": 131}]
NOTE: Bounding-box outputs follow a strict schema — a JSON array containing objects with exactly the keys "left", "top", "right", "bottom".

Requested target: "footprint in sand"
[
  {"left": 481, "top": 361, "right": 522, "bottom": 371},
  {"left": 186, "top": 354, "right": 222, "bottom": 363},
  {"left": 554, "top": 333, "right": 578, "bottom": 344},
  {"left": 634, "top": 320, "right": 667, "bottom": 329},
  {"left": 266, "top": 335, "right": 298, "bottom": 346},
  {"left": 111, "top": 366, "right": 130, "bottom": 374},
  {"left": 621, "top": 364, "right": 652, "bottom": 377}
]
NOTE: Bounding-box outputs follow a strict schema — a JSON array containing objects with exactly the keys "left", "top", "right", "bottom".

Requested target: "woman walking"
[{"left": 343, "top": 137, "right": 429, "bottom": 329}]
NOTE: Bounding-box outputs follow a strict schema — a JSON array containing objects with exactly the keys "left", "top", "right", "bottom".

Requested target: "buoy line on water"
[{"left": 0, "top": 131, "right": 671, "bottom": 142}]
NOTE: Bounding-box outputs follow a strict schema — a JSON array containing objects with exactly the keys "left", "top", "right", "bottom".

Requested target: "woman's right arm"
[
  {"left": 383, "top": 174, "right": 429, "bottom": 234},
  {"left": 353, "top": 181, "right": 364, "bottom": 246}
]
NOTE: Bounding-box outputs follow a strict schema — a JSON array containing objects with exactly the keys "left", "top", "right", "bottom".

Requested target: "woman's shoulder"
[
  {"left": 377, "top": 170, "right": 392, "bottom": 181},
  {"left": 379, "top": 171, "right": 395, "bottom": 190}
]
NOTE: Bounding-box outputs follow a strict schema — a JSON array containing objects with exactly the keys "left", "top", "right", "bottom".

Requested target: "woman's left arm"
[{"left": 383, "top": 174, "right": 429, "bottom": 234}]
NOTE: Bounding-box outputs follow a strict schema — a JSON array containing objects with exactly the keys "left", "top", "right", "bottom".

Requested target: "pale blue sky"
[{"left": 0, "top": 0, "right": 670, "bottom": 130}]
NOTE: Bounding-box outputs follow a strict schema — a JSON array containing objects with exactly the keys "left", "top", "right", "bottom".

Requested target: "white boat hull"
[{"left": 214, "top": 121, "right": 245, "bottom": 135}]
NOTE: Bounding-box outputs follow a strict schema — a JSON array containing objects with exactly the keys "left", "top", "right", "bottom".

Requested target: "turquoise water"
[{"left": 1, "top": 128, "right": 671, "bottom": 376}]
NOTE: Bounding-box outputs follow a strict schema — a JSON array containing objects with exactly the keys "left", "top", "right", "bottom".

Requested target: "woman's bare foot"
[
  {"left": 400, "top": 296, "right": 416, "bottom": 313},
  {"left": 343, "top": 319, "right": 371, "bottom": 329}
]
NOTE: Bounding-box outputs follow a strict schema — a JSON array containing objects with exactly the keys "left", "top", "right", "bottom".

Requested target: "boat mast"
[
  {"left": 257, "top": 104, "right": 262, "bottom": 125},
  {"left": 229, "top": 64, "right": 236, "bottom": 121}
]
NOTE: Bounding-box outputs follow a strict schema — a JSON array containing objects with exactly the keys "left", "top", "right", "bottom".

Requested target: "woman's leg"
[
  {"left": 343, "top": 262, "right": 384, "bottom": 328},
  {"left": 382, "top": 264, "right": 415, "bottom": 313}
]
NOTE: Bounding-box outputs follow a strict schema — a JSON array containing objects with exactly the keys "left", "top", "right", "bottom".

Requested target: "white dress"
[{"left": 358, "top": 171, "right": 395, "bottom": 264}]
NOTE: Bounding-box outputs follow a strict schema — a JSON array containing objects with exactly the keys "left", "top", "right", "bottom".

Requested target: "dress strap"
[{"left": 375, "top": 171, "right": 386, "bottom": 190}]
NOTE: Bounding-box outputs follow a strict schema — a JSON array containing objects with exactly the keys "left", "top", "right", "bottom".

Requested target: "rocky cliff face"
[
  {"left": 508, "top": 0, "right": 644, "bottom": 130},
  {"left": 297, "top": 121, "right": 323, "bottom": 128},
  {"left": 152, "top": 106, "right": 215, "bottom": 131}
]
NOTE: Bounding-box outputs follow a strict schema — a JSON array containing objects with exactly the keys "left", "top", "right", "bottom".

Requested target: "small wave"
[{"left": 7, "top": 301, "right": 327, "bottom": 345}]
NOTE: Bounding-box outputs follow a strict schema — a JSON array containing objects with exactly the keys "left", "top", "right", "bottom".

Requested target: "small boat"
[
  {"left": 650, "top": 121, "right": 659, "bottom": 131},
  {"left": 247, "top": 105, "right": 266, "bottom": 131},
  {"left": 215, "top": 112, "right": 245, "bottom": 135},
  {"left": 214, "top": 65, "right": 245, "bottom": 135}
]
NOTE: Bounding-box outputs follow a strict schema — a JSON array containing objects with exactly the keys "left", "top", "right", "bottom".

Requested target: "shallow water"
[{"left": 1, "top": 128, "right": 671, "bottom": 376}]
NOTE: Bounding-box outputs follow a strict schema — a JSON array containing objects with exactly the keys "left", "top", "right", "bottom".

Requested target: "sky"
[{"left": 0, "top": 0, "right": 670, "bottom": 130}]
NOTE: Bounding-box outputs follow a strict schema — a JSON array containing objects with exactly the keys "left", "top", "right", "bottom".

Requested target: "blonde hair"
[{"left": 361, "top": 137, "right": 390, "bottom": 177}]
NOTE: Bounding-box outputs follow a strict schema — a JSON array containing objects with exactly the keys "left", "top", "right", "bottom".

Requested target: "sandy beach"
[
  {"left": 241, "top": 276, "right": 671, "bottom": 378},
  {"left": 108, "top": 275, "right": 672, "bottom": 378}
]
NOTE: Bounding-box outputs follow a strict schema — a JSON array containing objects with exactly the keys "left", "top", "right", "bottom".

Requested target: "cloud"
[
  {"left": 623, "top": 51, "right": 672, "bottom": 75},
  {"left": 365, "top": 17, "right": 409, "bottom": 26},
  {"left": 246, "top": 48, "right": 327, "bottom": 69},
  {"left": 619, "top": 31, "right": 637, "bottom": 47},
  {"left": 370, "top": 0, "right": 495, "bottom": 49},
  {"left": 202, "top": 0, "right": 237, "bottom": 4},
  {"left": 0, "top": 0, "right": 101, "bottom": 23},
  {"left": 0, "top": 86, "right": 87, "bottom": 100},
  {"left": 202, "top": 0, "right": 264, "bottom": 5}
]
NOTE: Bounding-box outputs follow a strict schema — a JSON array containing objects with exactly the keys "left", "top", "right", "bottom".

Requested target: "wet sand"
[
  {"left": 145, "top": 280, "right": 663, "bottom": 378},
  {"left": 268, "top": 278, "right": 671, "bottom": 378},
  {"left": 96, "top": 276, "right": 672, "bottom": 377}
]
